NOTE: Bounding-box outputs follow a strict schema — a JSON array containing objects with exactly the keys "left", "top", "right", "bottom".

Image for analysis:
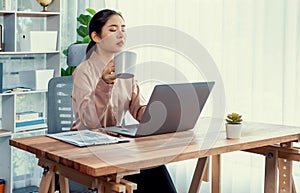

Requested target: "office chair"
[
  {"left": 47, "top": 76, "right": 74, "bottom": 134},
  {"left": 67, "top": 43, "right": 88, "bottom": 67},
  {"left": 47, "top": 43, "right": 88, "bottom": 134}
]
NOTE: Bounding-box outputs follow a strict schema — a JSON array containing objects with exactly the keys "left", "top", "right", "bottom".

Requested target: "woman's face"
[{"left": 98, "top": 15, "right": 126, "bottom": 53}]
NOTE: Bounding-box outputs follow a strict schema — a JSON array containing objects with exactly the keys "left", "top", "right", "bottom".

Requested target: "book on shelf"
[
  {"left": 16, "top": 111, "right": 43, "bottom": 122},
  {"left": 47, "top": 130, "right": 130, "bottom": 147},
  {"left": 16, "top": 118, "right": 45, "bottom": 127},
  {"left": 3, "top": 87, "right": 32, "bottom": 93},
  {"left": 15, "top": 123, "right": 47, "bottom": 132}
]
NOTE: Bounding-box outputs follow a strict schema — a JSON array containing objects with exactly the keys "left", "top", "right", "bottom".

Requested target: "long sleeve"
[
  {"left": 71, "top": 51, "right": 146, "bottom": 130},
  {"left": 72, "top": 66, "right": 113, "bottom": 129}
]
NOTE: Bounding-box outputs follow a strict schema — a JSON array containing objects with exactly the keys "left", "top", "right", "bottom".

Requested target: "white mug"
[{"left": 114, "top": 51, "right": 137, "bottom": 79}]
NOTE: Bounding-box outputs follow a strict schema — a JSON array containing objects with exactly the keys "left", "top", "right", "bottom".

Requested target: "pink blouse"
[{"left": 71, "top": 51, "right": 146, "bottom": 130}]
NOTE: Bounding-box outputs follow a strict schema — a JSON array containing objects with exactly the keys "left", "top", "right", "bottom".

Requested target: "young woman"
[{"left": 71, "top": 9, "right": 177, "bottom": 193}]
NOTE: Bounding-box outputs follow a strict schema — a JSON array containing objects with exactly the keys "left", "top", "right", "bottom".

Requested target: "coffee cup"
[{"left": 114, "top": 51, "right": 137, "bottom": 79}]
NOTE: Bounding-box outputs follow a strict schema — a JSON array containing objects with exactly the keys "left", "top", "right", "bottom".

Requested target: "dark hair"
[{"left": 86, "top": 9, "right": 124, "bottom": 56}]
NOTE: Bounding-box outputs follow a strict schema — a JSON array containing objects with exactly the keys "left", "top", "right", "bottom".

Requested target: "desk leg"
[
  {"left": 278, "top": 158, "right": 292, "bottom": 193},
  {"left": 97, "top": 183, "right": 105, "bottom": 193},
  {"left": 120, "top": 179, "right": 137, "bottom": 193},
  {"left": 38, "top": 169, "right": 55, "bottom": 193},
  {"left": 212, "top": 155, "right": 221, "bottom": 193},
  {"left": 49, "top": 174, "right": 55, "bottom": 193},
  {"left": 59, "top": 175, "right": 70, "bottom": 193},
  {"left": 264, "top": 150, "right": 278, "bottom": 193},
  {"left": 188, "top": 157, "right": 208, "bottom": 193},
  {"left": 278, "top": 142, "right": 296, "bottom": 193},
  {"left": 96, "top": 181, "right": 127, "bottom": 193},
  {"left": 203, "top": 157, "right": 210, "bottom": 182}
]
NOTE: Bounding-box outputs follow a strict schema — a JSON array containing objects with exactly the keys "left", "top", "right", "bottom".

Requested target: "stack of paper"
[{"left": 47, "top": 130, "right": 130, "bottom": 147}]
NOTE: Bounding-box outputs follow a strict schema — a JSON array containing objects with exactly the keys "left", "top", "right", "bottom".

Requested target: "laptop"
[{"left": 104, "top": 81, "right": 215, "bottom": 137}]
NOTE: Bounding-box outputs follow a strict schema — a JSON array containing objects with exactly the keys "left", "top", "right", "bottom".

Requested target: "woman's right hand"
[{"left": 102, "top": 59, "right": 116, "bottom": 84}]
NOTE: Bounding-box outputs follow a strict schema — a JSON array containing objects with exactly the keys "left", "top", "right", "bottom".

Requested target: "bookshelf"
[
  {"left": 0, "top": 2, "right": 61, "bottom": 76},
  {"left": 0, "top": 0, "right": 61, "bottom": 192}
]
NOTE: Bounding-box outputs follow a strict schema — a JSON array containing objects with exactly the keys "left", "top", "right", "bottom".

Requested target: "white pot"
[{"left": 225, "top": 123, "right": 242, "bottom": 139}]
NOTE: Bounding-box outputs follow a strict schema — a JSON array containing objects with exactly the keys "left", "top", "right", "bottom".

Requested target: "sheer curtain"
[
  {"left": 61, "top": 0, "right": 300, "bottom": 192},
  {"left": 103, "top": 0, "right": 300, "bottom": 192}
]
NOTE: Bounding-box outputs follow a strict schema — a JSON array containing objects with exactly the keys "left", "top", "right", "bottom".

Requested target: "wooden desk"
[{"left": 9, "top": 118, "right": 300, "bottom": 193}]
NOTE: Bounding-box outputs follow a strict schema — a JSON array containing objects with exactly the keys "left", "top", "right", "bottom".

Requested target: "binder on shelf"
[
  {"left": 0, "top": 63, "right": 2, "bottom": 93},
  {"left": 0, "top": 24, "right": 2, "bottom": 51},
  {"left": 19, "top": 32, "right": 30, "bottom": 52}
]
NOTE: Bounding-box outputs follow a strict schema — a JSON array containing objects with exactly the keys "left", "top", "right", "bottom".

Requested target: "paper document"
[{"left": 47, "top": 130, "right": 129, "bottom": 147}]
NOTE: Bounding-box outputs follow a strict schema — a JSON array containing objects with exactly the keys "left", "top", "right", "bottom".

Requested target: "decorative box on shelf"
[
  {"left": 19, "top": 31, "right": 58, "bottom": 52},
  {"left": 30, "top": 31, "right": 58, "bottom": 52},
  {"left": 19, "top": 69, "right": 54, "bottom": 90}
]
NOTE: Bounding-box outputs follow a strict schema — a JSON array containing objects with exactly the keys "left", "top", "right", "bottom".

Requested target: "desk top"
[{"left": 9, "top": 118, "right": 300, "bottom": 177}]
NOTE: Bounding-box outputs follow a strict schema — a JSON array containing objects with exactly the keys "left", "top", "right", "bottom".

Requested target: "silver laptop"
[{"left": 104, "top": 81, "right": 215, "bottom": 137}]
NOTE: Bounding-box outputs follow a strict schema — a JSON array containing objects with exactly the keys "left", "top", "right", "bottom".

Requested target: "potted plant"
[
  {"left": 61, "top": 8, "right": 96, "bottom": 76},
  {"left": 225, "top": 112, "right": 243, "bottom": 139}
]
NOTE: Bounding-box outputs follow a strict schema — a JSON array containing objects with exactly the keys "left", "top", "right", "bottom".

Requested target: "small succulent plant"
[{"left": 226, "top": 113, "right": 243, "bottom": 124}]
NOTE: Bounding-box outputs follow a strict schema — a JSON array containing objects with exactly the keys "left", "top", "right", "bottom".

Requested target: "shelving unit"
[
  {"left": 0, "top": 0, "right": 61, "bottom": 76},
  {"left": 0, "top": 0, "right": 61, "bottom": 192}
]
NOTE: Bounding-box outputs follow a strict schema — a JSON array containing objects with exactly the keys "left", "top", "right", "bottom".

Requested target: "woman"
[{"left": 71, "top": 9, "right": 177, "bottom": 193}]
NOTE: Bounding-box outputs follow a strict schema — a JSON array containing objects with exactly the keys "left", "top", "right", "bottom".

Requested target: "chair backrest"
[
  {"left": 47, "top": 76, "right": 74, "bottom": 134},
  {"left": 47, "top": 44, "right": 87, "bottom": 134},
  {"left": 67, "top": 43, "right": 88, "bottom": 67}
]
